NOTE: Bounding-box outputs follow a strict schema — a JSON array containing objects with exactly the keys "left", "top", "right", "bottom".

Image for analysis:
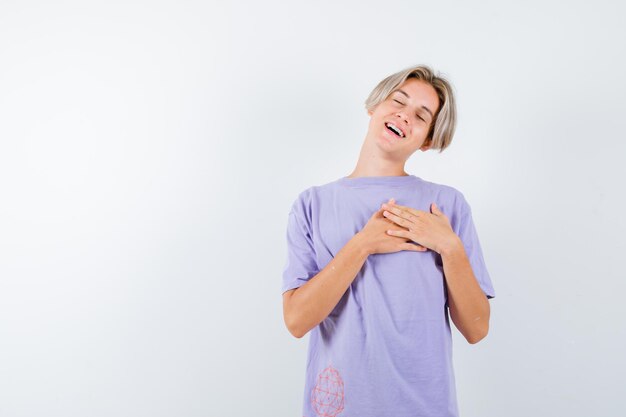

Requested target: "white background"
[{"left": 1, "top": 1, "right": 624, "bottom": 416}]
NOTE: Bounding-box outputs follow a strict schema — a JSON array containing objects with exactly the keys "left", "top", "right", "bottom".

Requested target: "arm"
[
  {"left": 440, "top": 237, "right": 491, "bottom": 344},
  {"left": 380, "top": 199, "right": 494, "bottom": 344},
  {"left": 283, "top": 233, "right": 370, "bottom": 338}
]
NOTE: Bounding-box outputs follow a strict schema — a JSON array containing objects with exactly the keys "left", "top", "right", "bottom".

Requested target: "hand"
[
  {"left": 357, "top": 198, "right": 428, "bottom": 255},
  {"left": 381, "top": 199, "right": 459, "bottom": 255}
]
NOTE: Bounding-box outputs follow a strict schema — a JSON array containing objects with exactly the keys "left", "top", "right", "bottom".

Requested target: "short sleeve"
[
  {"left": 454, "top": 195, "right": 496, "bottom": 299},
  {"left": 281, "top": 196, "right": 320, "bottom": 294}
]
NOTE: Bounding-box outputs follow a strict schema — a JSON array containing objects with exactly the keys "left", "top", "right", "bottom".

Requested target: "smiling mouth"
[{"left": 385, "top": 122, "right": 405, "bottom": 138}]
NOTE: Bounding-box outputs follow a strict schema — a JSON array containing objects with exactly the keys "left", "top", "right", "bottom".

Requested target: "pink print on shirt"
[{"left": 310, "top": 365, "right": 345, "bottom": 417}]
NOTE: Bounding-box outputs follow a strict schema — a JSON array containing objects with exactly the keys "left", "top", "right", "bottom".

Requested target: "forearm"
[
  {"left": 440, "top": 237, "right": 491, "bottom": 344},
  {"left": 286, "top": 233, "right": 370, "bottom": 338}
]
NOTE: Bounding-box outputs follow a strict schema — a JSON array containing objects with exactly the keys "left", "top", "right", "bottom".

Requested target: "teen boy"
[{"left": 281, "top": 65, "right": 496, "bottom": 417}]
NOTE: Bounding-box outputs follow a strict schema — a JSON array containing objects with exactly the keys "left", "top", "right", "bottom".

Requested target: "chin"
[
  {"left": 378, "top": 131, "right": 402, "bottom": 146},
  {"left": 374, "top": 134, "right": 392, "bottom": 148},
  {"left": 375, "top": 136, "right": 404, "bottom": 155}
]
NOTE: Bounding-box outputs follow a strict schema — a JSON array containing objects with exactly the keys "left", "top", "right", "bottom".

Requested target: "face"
[{"left": 366, "top": 78, "right": 440, "bottom": 157}]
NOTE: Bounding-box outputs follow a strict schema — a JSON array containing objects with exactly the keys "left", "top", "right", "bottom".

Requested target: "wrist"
[
  {"left": 439, "top": 235, "right": 464, "bottom": 258},
  {"left": 351, "top": 232, "right": 372, "bottom": 257}
]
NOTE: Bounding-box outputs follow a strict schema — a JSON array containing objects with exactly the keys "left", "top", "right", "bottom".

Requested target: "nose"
[{"left": 395, "top": 110, "right": 409, "bottom": 126}]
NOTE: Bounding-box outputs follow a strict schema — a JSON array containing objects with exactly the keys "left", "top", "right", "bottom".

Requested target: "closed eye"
[{"left": 393, "top": 99, "right": 425, "bottom": 122}]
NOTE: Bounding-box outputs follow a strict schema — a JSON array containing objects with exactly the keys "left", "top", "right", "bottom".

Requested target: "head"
[{"left": 364, "top": 65, "right": 457, "bottom": 155}]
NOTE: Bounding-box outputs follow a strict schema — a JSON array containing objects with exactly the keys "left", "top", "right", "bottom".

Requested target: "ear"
[
  {"left": 367, "top": 109, "right": 373, "bottom": 116},
  {"left": 419, "top": 139, "right": 432, "bottom": 151}
]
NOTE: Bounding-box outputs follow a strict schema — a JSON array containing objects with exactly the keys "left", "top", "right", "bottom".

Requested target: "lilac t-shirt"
[{"left": 281, "top": 174, "right": 496, "bottom": 417}]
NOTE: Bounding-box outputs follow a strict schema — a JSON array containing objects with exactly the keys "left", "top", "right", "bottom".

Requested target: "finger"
[
  {"left": 382, "top": 204, "right": 409, "bottom": 218},
  {"left": 386, "top": 228, "right": 413, "bottom": 239},
  {"left": 385, "top": 202, "right": 426, "bottom": 217},
  {"left": 372, "top": 207, "right": 387, "bottom": 219},
  {"left": 384, "top": 206, "right": 422, "bottom": 227},
  {"left": 431, "top": 203, "right": 450, "bottom": 222},
  {"left": 382, "top": 198, "right": 396, "bottom": 209},
  {"left": 388, "top": 230, "right": 427, "bottom": 250},
  {"left": 383, "top": 210, "right": 411, "bottom": 228},
  {"left": 402, "top": 242, "right": 428, "bottom": 251}
]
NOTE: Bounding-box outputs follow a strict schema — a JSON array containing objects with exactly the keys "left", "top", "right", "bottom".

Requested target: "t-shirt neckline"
[{"left": 337, "top": 174, "right": 421, "bottom": 188}]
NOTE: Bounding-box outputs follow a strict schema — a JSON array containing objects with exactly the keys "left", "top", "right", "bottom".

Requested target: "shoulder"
[
  {"left": 288, "top": 184, "right": 325, "bottom": 227},
  {"left": 290, "top": 185, "right": 318, "bottom": 208},
  {"left": 289, "top": 178, "right": 339, "bottom": 211},
  {"left": 416, "top": 177, "right": 470, "bottom": 213}
]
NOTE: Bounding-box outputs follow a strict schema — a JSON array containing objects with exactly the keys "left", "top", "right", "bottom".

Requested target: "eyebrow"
[{"left": 395, "top": 89, "right": 434, "bottom": 120}]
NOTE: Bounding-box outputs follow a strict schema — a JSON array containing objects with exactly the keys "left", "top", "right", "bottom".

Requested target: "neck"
[{"left": 346, "top": 136, "right": 409, "bottom": 178}]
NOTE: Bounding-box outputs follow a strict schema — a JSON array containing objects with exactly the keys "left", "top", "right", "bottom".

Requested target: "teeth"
[{"left": 385, "top": 122, "right": 404, "bottom": 138}]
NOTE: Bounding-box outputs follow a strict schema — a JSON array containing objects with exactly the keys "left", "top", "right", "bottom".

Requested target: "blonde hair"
[{"left": 364, "top": 65, "right": 457, "bottom": 153}]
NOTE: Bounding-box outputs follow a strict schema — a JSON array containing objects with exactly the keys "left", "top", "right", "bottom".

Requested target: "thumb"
[
  {"left": 381, "top": 197, "right": 395, "bottom": 209},
  {"left": 431, "top": 202, "right": 441, "bottom": 215}
]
